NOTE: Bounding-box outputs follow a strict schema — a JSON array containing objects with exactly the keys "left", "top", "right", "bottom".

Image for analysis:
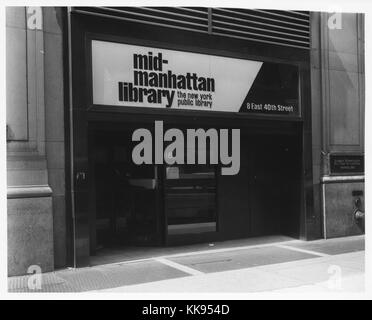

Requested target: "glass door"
[
  {"left": 92, "top": 127, "right": 163, "bottom": 252},
  {"left": 164, "top": 164, "right": 217, "bottom": 237}
]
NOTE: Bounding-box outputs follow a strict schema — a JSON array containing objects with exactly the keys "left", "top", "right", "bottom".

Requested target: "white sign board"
[{"left": 91, "top": 40, "right": 263, "bottom": 112}]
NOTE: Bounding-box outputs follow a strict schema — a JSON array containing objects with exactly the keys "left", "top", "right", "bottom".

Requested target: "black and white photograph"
[{"left": 1, "top": 0, "right": 370, "bottom": 305}]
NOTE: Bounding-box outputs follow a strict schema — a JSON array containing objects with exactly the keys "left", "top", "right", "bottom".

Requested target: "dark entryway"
[
  {"left": 88, "top": 119, "right": 302, "bottom": 262},
  {"left": 218, "top": 130, "right": 301, "bottom": 241},
  {"left": 89, "top": 124, "right": 163, "bottom": 255}
]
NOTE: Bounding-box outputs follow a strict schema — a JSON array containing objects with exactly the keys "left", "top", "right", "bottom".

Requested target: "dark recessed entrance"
[{"left": 88, "top": 118, "right": 301, "bottom": 262}]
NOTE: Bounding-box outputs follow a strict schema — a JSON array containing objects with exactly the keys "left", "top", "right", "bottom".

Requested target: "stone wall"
[
  {"left": 310, "top": 12, "right": 365, "bottom": 238},
  {"left": 6, "top": 7, "right": 66, "bottom": 276}
]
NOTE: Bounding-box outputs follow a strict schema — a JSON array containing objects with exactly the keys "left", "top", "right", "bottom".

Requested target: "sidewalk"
[
  {"left": 8, "top": 235, "right": 364, "bottom": 293},
  {"left": 99, "top": 251, "right": 363, "bottom": 293}
]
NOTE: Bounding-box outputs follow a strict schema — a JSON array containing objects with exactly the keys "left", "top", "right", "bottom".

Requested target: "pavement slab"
[
  {"left": 169, "top": 246, "right": 317, "bottom": 273},
  {"left": 283, "top": 236, "right": 364, "bottom": 255},
  {"left": 9, "top": 260, "right": 189, "bottom": 292}
]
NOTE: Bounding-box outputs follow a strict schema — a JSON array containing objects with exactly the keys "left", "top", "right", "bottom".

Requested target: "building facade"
[{"left": 6, "top": 7, "right": 365, "bottom": 276}]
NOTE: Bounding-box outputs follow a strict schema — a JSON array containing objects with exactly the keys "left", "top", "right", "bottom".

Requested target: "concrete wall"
[
  {"left": 310, "top": 12, "right": 365, "bottom": 238},
  {"left": 6, "top": 7, "right": 66, "bottom": 276}
]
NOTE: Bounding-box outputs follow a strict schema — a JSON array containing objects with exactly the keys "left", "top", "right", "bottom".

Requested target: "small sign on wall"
[{"left": 330, "top": 154, "right": 364, "bottom": 174}]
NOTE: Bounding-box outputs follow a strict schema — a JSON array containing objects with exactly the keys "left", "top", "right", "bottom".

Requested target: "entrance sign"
[{"left": 92, "top": 40, "right": 299, "bottom": 115}]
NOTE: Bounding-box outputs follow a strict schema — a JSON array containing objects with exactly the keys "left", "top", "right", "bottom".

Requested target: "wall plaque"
[{"left": 330, "top": 155, "right": 364, "bottom": 174}]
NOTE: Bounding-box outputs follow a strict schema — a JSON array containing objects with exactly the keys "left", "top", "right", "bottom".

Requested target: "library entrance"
[
  {"left": 68, "top": 29, "right": 313, "bottom": 267},
  {"left": 88, "top": 119, "right": 302, "bottom": 262}
]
